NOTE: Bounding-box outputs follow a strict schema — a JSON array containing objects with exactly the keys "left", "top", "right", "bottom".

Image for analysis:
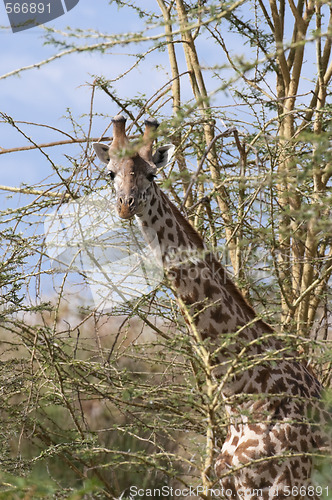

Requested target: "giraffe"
[{"left": 93, "top": 114, "right": 331, "bottom": 500}]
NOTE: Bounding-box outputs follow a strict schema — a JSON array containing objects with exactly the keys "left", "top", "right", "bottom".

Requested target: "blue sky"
[
  {"left": 0, "top": 0, "right": 242, "bottom": 208},
  {"left": 0, "top": 0, "right": 324, "bottom": 207},
  {"left": 0, "top": 0, "right": 328, "bottom": 304},
  {"left": 0, "top": 0, "right": 173, "bottom": 199},
  {"left": 0, "top": 0, "right": 197, "bottom": 301}
]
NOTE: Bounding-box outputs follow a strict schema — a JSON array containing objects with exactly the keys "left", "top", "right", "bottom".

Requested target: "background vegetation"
[{"left": 0, "top": 0, "right": 331, "bottom": 498}]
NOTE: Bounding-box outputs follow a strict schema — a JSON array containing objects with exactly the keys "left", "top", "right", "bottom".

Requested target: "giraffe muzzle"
[{"left": 117, "top": 195, "right": 136, "bottom": 219}]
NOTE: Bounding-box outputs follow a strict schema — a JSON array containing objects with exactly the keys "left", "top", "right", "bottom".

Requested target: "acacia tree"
[
  {"left": 0, "top": 0, "right": 331, "bottom": 498},
  {"left": 155, "top": 0, "right": 332, "bottom": 338}
]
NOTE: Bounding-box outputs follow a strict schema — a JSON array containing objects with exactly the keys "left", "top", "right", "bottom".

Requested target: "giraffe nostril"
[
  {"left": 118, "top": 196, "right": 135, "bottom": 210},
  {"left": 128, "top": 197, "right": 135, "bottom": 208}
]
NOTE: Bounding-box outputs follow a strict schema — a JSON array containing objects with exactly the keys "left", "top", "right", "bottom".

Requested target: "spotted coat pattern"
[
  {"left": 138, "top": 184, "right": 331, "bottom": 499},
  {"left": 94, "top": 116, "right": 331, "bottom": 500}
]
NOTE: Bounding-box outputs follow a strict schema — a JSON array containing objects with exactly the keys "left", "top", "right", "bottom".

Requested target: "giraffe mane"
[
  {"left": 160, "top": 190, "right": 205, "bottom": 250},
  {"left": 162, "top": 189, "right": 273, "bottom": 333}
]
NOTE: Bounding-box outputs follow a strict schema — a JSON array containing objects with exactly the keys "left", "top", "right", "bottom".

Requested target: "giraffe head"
[{"left": 93, "top": 114, "right": 174, "bottom": 219}]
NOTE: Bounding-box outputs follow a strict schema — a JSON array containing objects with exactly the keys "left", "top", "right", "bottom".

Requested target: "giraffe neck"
[{"left": 136, "top": 184, "right": 274, "bottom": 360}]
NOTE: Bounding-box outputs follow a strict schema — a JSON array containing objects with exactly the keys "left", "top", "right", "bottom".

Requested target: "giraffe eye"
[
  {"left": 108, "top": 171, "right": 115, "bottom": 181},
  {"left": 147, "top": 173, "right": 156, "bottom": 182}
]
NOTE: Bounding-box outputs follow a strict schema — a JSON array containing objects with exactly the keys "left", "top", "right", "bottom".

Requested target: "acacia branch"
[
  {"left": 0, "top": 1, "right": 246, "bottom": 81},
  {"left": 0, "top": 136, "right": 111, "bottom": 155},
  {"left": 0, "top": 184, "right": 71, "bottom": 199},
  {"left": 269, "top": 0, "right": 290, "bottom": 90},
  {"left": 292, "top": 261, "right": 332, "bottom": 311}
]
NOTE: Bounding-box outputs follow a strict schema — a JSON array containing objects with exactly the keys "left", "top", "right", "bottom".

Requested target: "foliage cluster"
[{"left": 0, "top": 0, "right": 331, "bottom": 498}]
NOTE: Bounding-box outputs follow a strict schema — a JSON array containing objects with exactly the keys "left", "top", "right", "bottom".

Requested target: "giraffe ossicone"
[{"left": 93, "top": 114, "right": 331, "bottom": 500}]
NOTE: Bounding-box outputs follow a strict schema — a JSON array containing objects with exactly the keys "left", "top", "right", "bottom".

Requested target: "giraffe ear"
[
  {"left": 152, "top": 144, "right": 175, "bottom": 169},
  {"left": 93, "top": 143, "right": 110, "bottom": 164}
]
